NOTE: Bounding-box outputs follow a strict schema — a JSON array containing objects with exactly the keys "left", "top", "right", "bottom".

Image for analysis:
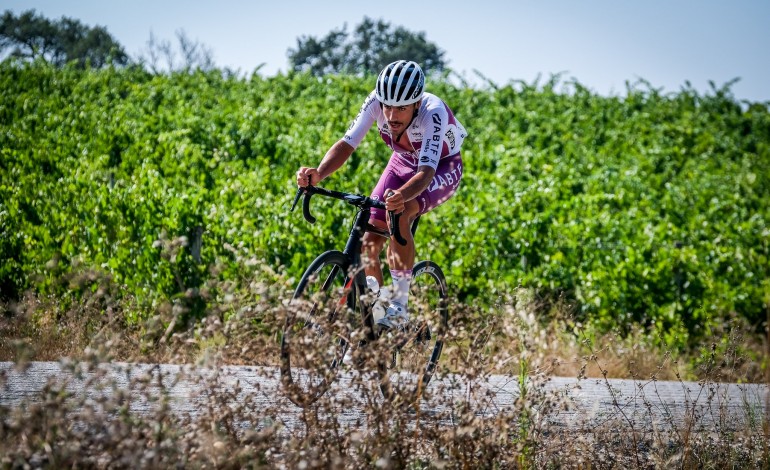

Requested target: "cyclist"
[{"left": 296, "top": 60, "right": 467, "bottom": 331}]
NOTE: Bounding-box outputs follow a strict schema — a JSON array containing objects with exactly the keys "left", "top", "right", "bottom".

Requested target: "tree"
[
  {"left": 136, "top": 29, "right": 216, "bottom": 74},
  {"left": 287, "top": 17, "right": 446, "bottom": 76},
  {"left": 0, "top": 9, "right": 128, "bottom": 68}
]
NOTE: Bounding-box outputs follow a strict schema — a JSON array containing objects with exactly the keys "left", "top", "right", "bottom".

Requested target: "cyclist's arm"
[
  {"left": 297, "top": 140, "right": 354, "bottom": 187},
  {"left": 385, "top": 165, "right": 436, "bottom": 212},
  {"left": 317, "top": 139, "right": 355, "bottom": 181}
]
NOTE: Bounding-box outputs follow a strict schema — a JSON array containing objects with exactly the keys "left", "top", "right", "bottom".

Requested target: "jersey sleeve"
[
  {"left": 417, "top": 102, "right": 449, "bottom": 170},
  {"left": 343, "top": 91, "right": 378, "bottom": 149}
]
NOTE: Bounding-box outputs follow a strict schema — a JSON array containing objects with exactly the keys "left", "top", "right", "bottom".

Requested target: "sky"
[{"left": 4, "top": 0, "right": 770, "bottom": 103}]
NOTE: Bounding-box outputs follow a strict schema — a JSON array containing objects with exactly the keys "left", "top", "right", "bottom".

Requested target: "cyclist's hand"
[
  {"left": 297, "top": 167, "right": 320, "bottom": 187},
  {"left": 385, "top": 189, "right": 405, "bottom": 214}
]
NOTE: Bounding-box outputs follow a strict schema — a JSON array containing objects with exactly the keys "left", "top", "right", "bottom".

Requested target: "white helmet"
[{"left": 375, "top": 60, "right": 425, "bottom": 106}]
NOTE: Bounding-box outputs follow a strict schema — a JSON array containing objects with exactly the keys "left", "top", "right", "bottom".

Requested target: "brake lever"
[
  {"left": 291, "top": 186, "right": 317, "bottom": 223},
  {"left": 290, "top": 187, "right": 303, "bottom": 211},
  {"left": 389, "top": 211, "right": 408, "bottom": 246},
  {"left": 302, "top": 190, "right": 316, "bottom": 224},
  {"left": 385, "top": 191, "right": 408, "bottom": 246}
]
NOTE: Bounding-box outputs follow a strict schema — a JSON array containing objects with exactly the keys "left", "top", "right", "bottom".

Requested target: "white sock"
[{"left": 389, "top": 269, "right": 412, "bottom": 308}]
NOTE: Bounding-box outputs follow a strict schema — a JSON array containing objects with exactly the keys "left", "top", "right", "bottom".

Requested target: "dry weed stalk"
[{"left": 1, "top": 276, "right": 768, "bottom": 468}]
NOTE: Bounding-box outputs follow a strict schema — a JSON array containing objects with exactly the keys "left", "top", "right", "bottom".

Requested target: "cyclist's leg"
[
  {"left": 364, "top": 153, "right": 410, "bottom": 285},
  {"left": 386, "top": 199, "right": 419, "bottom": 309},
  {"left": 362, "top": 228, "right": 387, "bottom": 284},
  {"left": 386, "top": 199, "right": 419, "bottom": 271}
]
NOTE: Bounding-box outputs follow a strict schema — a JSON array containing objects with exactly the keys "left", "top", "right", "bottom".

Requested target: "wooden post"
[{"left": 191, "top": 226, "right": 203, "bottom": 263}]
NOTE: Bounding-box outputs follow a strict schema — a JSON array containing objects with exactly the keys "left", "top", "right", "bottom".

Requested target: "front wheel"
[
  {"left": 280, "top": 251, "right": 358, "bottom": 407},
  {"left": 379, "top": 260, "right": 448, "bottom": 403}
]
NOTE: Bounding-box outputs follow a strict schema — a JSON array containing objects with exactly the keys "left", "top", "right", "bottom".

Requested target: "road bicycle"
[{"left": 280, "top": 185, "right": 449, "bottom": 408}]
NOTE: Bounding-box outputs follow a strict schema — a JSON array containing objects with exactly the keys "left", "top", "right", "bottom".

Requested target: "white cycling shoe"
[{"left": 375, "top": 302, "right": 409, "bottom": 332}]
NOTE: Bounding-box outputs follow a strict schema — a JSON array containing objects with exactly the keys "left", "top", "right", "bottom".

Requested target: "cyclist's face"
[{"left": 383, "top": 102, "right": 418, "bottom": 133}]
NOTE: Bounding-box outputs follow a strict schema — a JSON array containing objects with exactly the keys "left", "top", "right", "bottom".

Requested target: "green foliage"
[
  {"left": 1, "top": 62, "right": 769, "bottom": 349},
  {"left": 287, "top": 16, "right": 446, "bottom": 76}
]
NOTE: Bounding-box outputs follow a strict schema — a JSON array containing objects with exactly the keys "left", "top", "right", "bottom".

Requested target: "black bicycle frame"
[{"left": 291, "top": 185, "right": 417, "bottom": 340}]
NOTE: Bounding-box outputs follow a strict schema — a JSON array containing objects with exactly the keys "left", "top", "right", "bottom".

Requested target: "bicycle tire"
[
  {"left": 280, "top": 250, "right": 358, "bottom": 407},
  {"left": 379, "top": 260, "right": 448, "bottom": 403}
]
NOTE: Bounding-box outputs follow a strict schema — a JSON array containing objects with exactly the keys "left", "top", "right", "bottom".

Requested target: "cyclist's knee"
[
  {"left": 403, "top": 199, "right": 420, "bottom": 220},
  {"left": 363, "top": 231, "right": 386, "bottom": 252}
]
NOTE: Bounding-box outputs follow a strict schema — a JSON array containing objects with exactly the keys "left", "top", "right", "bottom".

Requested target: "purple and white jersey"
[{"left": 343, "top": 91, "right": 467, "bottom": 170}]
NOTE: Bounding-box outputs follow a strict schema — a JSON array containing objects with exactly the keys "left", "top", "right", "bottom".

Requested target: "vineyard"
[{"left": 1, "top": 62, "right": 769, "bottom": 350}]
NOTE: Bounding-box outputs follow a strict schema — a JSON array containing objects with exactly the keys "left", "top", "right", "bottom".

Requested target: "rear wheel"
[
  {"left": 280, "top": 251, "right": 358, "bottom": 407},
  {"left": 379, "top": 260, "right": 448, "bottom": 403}
]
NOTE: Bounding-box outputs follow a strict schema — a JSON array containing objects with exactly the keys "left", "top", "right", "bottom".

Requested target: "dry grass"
[{"left": 1, "top": 277, "right": 769, "bottom": 468}]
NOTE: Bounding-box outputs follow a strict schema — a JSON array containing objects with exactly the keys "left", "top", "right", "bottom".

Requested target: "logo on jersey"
[
  {"left": 362, "top": 96, "right": 376, "bottom": 112},
  {"left": 428, "top": 162, "right": 463, "bottom": 192},
  {"left": 446, "top": 129, "right": 455, "bottom": 149}
]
